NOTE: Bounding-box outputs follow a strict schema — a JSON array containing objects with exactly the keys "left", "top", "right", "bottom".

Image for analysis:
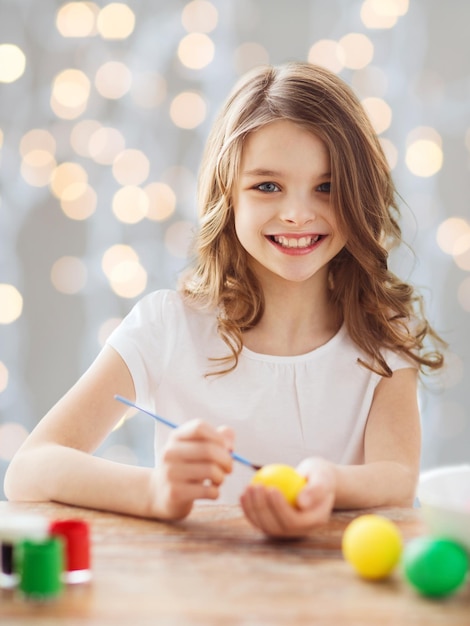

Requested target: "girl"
[{"left": 5, "top": 62, "right": 444, "bottom": 538}]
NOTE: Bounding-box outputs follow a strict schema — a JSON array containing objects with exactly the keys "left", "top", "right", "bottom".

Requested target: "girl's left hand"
[{"left": 240, "top": 458, "right": 337, "bottom": 538}]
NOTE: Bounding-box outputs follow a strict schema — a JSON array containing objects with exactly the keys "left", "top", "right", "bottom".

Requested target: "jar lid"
[{"left": 0, "top": 515, "right": 49, "bottom": 543}]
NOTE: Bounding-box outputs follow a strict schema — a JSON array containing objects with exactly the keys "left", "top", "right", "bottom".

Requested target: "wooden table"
[{"left": 0, "top": 501, "right": 468, "bottom": 625}]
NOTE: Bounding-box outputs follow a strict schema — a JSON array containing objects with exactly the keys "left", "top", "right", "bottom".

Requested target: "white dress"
[{"left": 107, "top": 289, "right": 415, "bottom": 503}]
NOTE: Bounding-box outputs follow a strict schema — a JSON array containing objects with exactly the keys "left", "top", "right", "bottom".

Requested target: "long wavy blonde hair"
[{"left": 181, "top": 61, "right": 445, "bottom": 376}]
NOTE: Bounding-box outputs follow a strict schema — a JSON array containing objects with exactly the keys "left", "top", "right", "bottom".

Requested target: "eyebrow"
[
  {"left": 242, "top": 168, "right": 331, "bottom": 178},
  {"left": 242, "top": 168, "right": 282, "bottom": 177}
]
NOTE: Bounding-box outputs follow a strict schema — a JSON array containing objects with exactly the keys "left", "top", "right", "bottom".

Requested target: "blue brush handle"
[{"left": 114, "top": 395, "right": 259, "bottom": 471}]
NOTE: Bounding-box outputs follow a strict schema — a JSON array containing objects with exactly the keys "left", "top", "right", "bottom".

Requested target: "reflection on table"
[{"left": 0, "top": 501, "right": 468, "bottom": 625}]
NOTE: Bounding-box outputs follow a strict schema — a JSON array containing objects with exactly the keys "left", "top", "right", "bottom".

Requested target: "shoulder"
[
  {"left": 105, "top": 290, "right": 183, "bottom": 343},
  {"left": 124, "top": 288, "right": 218, "bottom": 330},
  {"left": 382, "top": 315, "right": 422, "bottom": 372},
  {"left": 339, "top": 324, "right": 417, "bottom": 374},
  {"left": 122, "top": 289, "right": 189, "bottom": 322},
  {"left": 381, "top": 347, "right": 417, "bottom": 373}
]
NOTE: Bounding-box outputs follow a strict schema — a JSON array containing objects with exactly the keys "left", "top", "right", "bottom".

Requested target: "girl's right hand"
[{"left": 147, "top": 420, "right": 235, "bottom": 520}]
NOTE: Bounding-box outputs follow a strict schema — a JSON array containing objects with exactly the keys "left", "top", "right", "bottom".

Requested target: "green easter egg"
[{"left": 403, "top": 537, "right": 469, "bottom": 597}]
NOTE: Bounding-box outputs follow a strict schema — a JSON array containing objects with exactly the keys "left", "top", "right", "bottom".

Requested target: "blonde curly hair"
[{"left": 181, "top": 61, "right": 445, "bottom": 376}]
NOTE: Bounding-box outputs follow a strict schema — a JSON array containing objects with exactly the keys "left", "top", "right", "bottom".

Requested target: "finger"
[
  {"left": 296, "top": 484, "right": 328, "bottom": 510},
  {"left": 242, "top": 485, "right": 331, "bottom": 538},
  {"left": 261, "top": 488, "right": 304, "bottom": 535},
  {"left": 270, "top": 487, "right": 334, "bottom": 533},
  {"left": 240, "top": 485, "right": 268, "bottom": 530},
  {"left": 296, "top": 458, "right": 336, "bottom": 493},
  {"left": 169, "top": 421, "right": 234, "bottom": 471},
  {"left": 163, "top": 478, "right": 221, "bottom": 508},
  {"left": 217, "top": 425, "right": 235, "bottom": 452},
  {"left": 174, "top": 419, "right": 226, "bottom": 445},
  {"left": 164, "top": 460, "right": 227, "bottom": 487},
  {"left": 164, "top": 437, "right": 233, "bottom": 473},
  {"left": 242, "top": 486, "right": 293, "bottom": 536},
  {"left": 296, "top": 471, "right": 335, "bottom": 512}
]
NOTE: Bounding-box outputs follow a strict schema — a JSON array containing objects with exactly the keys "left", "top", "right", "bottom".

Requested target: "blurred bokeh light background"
[{"left": 1, "top": 0, "right": 469, "bottom": 498}]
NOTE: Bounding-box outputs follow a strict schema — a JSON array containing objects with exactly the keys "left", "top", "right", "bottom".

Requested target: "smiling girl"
[{"left": 5, "top": 62, "right": 445, "bottom": 537}]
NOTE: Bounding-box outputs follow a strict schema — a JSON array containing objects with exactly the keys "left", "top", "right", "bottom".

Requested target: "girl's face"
[{"left": 232, "top": 119, "right": 346, "bottom": 288}]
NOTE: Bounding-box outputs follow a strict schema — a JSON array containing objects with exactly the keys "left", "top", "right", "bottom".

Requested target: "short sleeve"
[
  {"left": 106, "top": 290, "right": 172, "bottom": 407},
  {"left": 383, "top": 348, "right": 418, "bottom": 373}
]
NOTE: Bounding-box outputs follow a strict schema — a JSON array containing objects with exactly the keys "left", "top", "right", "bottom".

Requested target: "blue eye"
[
  {"left": 256, "top": 182, "right": 280, "bottom": 193},
  {"left": 317, "top": 182, "right": 331, "bottom": 193}
]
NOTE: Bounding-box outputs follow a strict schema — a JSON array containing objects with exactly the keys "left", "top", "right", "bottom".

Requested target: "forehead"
[{"left": 240, "top": 120, "right": 330, "bottom": 170}]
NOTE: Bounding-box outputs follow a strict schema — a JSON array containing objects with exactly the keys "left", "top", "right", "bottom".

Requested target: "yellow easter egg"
[
  {"left": 250, "top": 464, "right": 307, "bottom": 506},
  {"left": 342, "top": 514, "right": 403, "bottom": 580}
]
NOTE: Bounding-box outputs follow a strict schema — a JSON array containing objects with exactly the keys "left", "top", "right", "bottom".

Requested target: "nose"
[{"left": 280, "top": 193, "right": 316, "bottom": 226}]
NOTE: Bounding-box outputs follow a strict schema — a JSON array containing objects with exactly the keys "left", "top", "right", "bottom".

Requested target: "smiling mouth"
[{"left": 268, "top": 235, "right": 324, "bottom": 249}]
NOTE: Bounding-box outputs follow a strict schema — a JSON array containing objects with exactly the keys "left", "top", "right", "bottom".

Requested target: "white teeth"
[{"left": 273, "top": 235, "right": 321, "bottom": 248}]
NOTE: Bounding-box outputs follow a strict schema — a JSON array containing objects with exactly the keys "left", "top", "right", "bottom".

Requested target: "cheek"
[
  {"left": 233, "top": 217, "right": 251, "bottom": 251},
  {"left": 233, "top": 213, "right": 261, "bottom": 257},
  {"left": 233, "top": 202, "right": 252, "bottom": 238},
  {"left": 329, "top": 208, "right": 346, "bottom": 239},
  {"left": 233, "top": 195, "right": 270, "bottom": 251}
]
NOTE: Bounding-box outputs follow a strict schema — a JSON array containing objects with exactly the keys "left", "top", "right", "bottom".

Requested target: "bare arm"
[
  {"left": 333, "top": 366, "right": 420, "bottom": 508},
  {"left": 240, "top": 367, "right": 421, "bottom": 537},
  {"left": 4, "top": 346, "right": 233, "bottom": 520}
]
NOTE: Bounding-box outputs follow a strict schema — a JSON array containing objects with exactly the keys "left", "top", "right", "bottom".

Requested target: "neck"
[{"left": 242, "top": 272, "right": 342, "bottom": 356}]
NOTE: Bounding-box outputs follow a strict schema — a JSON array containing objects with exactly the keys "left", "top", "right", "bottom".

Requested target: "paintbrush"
[{"left": 114, "top": 395, "right": 261, "bottom": 471}]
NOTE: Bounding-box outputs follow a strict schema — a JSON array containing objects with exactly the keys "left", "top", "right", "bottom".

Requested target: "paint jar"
[
  {"left": 49, "top": 519, "right": 91, "bottom": 583},
  {"left": 17, "top": 536, "right": 64, "bottom": 600},
  {"left": 0, "top": 515, "right": 49, "bottom": 590}
]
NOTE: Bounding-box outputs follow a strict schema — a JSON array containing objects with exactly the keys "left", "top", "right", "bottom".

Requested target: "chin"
[{"left": 275, "top": 271, "right": 322, "bottom": 284}]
